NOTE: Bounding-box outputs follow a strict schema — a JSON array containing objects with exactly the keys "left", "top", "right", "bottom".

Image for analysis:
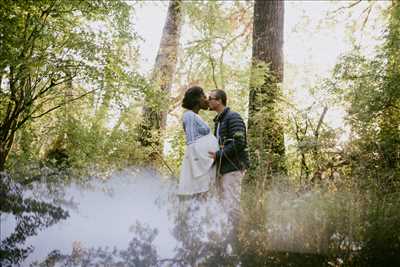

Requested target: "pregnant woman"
[{"left": 178, "top": 86, "right": 218, "bottom": 197}]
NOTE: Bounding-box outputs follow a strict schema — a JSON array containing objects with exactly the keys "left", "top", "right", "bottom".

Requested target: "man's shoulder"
[{"left": 225, "top": 109, "right": 244, "bottom": 121}]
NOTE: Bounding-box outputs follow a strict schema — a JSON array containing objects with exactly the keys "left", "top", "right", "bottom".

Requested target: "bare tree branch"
[
  {"left": 209, "top": 54, "right": 219, "bottom": 89},
  {"left": 32, "top": 75, "right": 76, "bottom": 103},
  {"left": 315, "top": 106, "right": 328, "bottom": 140},
  {"left": 15, "top": 88, "right": 99, "bottom": 131},
  {"left": 361, "top": 4, "right": 373, "bottom": 30},
  {"left": 31, "top": 88, "right": 98, "bottom": 120},
  {"left": 329, "top": 0, "right": 363, "bottom": 15}
]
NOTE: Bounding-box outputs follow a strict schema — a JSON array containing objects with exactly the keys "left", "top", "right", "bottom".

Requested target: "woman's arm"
[{"left": 183, "top": 112, "right": 194, "bottom": 143}]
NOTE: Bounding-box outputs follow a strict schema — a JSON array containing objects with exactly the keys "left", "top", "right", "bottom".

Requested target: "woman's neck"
[{"left": 192, "top": 106, "right": 200, "bottom": 114}]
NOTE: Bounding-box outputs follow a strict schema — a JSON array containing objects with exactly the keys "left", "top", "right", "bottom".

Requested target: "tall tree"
[
  {"left": 247, "top": 0, "right": 286, "bottom": 180},
  {"left": 138, "top": 0, "right": 183, "bottom": 159}
]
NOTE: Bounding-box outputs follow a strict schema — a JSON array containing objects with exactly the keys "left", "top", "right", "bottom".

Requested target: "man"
[{"left": 208, "top": 89, "right": 249, "bottom": 220}]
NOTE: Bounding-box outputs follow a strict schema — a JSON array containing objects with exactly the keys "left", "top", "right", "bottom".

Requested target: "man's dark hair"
[
  {"left": 211, "top": 89, "right": 227, "bottom": 106},
  {"left": 182, "top": 86, "right": 204, "bottom": 110}
]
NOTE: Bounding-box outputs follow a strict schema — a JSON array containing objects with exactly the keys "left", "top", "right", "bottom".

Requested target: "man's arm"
[{"left": 215, "top": 112, "right": 246, "bottom": 161}]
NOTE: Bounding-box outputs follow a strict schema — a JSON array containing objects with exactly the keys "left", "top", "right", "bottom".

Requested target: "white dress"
[{"left": 178, "top": 133, "right": 218, "bottom": 195}]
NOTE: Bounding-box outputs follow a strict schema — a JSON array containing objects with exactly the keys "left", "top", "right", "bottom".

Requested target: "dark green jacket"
[{"left": 213, "top": 107, "right": 249, "bottom": 175}]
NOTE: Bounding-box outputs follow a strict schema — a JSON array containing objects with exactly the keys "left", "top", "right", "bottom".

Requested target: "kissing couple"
[{"left": 178, "top": 86, "right": 249, "bottom": 217}]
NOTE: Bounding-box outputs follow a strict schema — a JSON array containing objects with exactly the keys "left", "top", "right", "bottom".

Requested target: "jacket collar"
[{"left": 213, "top": 107, "right": 230, "bottom": 123}]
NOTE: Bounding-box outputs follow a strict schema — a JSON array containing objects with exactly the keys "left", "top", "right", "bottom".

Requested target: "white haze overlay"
[
  {"left": 2, "top": 168, "right": 362, "bottom": 266},
  {"left": 2, "top": 168, "right": 231, "bottom": 265}
]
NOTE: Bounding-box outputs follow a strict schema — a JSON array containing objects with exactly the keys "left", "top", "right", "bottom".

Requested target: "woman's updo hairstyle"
[{"left": 181, "top": 86, "right": 204, "bottom": 110}]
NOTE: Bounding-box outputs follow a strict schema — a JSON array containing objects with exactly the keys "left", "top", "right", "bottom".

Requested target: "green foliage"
[
  {"left": 329, "top": 30, "right": 400, "bottom": 192},
  {"left": 247, "top": 63, "right": 287, "bottom": 183},
  {"left": 0, "top": 0, "right": 151, "bottom": 173},
  {"left": 166, "top": 1, "right": 253, "bottom": 173},
  {"left": 178, "top": 1, "right": 252, "bottom": 93},
  {"left": 164, "top": 125, "right": 186, "bottom": 177},
  {"left": 284, "top": 99, "right": 349, "bottom": 188}
]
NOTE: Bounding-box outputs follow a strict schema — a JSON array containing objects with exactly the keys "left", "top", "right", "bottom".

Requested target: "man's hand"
[{"left": 208, "top": 151, "right": 216, "bottom": 160}]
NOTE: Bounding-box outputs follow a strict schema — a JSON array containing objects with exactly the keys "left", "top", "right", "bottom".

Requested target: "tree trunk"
[
  {"left": 247, "top": 0, "right": 286, "bottom": 180},
  {"left": 138, "top": 0, "right": 182, "bottom": 160},
  {"left": 0, "top": 73, "right": 21, "bottom": 171},
  {"left": 241, "top": 3, "right": 286, "bottom": 262},
  {"left": 0, "top": 126, "right": 16, "bottom": 171}
]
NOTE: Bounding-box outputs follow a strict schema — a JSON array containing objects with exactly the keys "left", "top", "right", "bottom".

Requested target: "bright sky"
[{"left": 132, "top": 1, "right": 388, "bottom": 144}]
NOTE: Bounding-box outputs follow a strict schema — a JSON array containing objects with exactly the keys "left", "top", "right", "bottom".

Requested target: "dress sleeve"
[
  {"left": 183, "top": 112, "right": 196, "bottom": 144},
  {"left": 193, "top": 114, "right": 211, "bottom": 136}
]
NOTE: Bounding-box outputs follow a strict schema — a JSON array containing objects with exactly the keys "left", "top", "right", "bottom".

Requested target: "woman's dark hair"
[{"left": 182, "top": 86, "right": 205, "bottom": 110}]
